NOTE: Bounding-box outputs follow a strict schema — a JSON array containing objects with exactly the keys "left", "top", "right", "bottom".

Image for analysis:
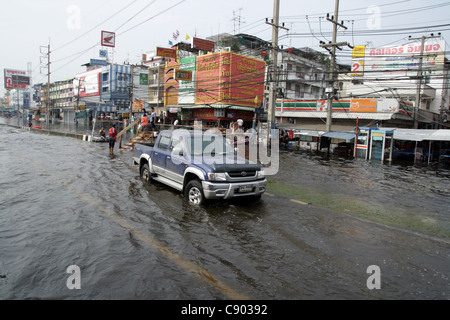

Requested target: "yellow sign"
[{"left": 352, "top": 45, "right": 366, "bottom": 58}]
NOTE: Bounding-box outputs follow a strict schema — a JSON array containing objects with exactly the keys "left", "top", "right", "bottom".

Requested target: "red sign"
[
  {"left": 193, "top": 37, "right": 215, "bottom": 52},
  {"left": 195, "top": 52, "right": 265, "bottom": 107},
  {"left": 157, "top": 47, "right": 177, "bottom": 59},
  {"left": 4, "top": 69, "right": 29, "bottom": 89},
  {"left": 101, "top": 31, "right": 116, "bottom": 47},
  {"left": 195, "top": 53, "right": 221, "bottom": 104}
]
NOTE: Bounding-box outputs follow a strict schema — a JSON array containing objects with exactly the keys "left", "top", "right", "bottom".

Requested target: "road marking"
[
  {"left": 290, "top": 199, "right": 309, "bottom": 206},
  {"left": 26, "top": 157, "right": 249, "bottom": 300}
]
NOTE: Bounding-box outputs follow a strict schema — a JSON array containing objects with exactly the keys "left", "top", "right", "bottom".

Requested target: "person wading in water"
[{"left": 109, "top": 124, "right": 118, "bottom": 155}]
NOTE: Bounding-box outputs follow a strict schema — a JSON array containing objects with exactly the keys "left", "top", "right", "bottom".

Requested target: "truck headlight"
[
  {"left": 207, "top": 172, "right": 227, "bottom": 181},
  {"left": 257, "top": 170, "right": 265, "bottom": 179}
]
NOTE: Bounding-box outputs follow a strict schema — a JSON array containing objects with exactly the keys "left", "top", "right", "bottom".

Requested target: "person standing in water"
[{"left": 109, "top": 124, "right": 118, "bottom": 155}]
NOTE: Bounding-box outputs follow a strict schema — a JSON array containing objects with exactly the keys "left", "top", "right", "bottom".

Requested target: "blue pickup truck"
[{"left": 133, "top": 129, "right": 267, "bottom": 205}]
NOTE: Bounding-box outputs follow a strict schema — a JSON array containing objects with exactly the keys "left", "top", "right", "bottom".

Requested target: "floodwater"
[{"left": 0, "top": 124, "right": 449, "bottom": 300}]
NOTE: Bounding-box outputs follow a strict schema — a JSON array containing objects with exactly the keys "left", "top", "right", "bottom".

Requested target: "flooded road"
[{"left": 0, "top": 124, "right": 448, "bottom": 300}]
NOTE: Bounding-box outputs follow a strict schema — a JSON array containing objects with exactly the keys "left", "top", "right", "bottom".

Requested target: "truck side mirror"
[{"left": 173, "top": 147, "right": 184, "bottom": 157}]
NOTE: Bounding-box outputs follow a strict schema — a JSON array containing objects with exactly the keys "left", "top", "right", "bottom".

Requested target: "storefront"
[{"left": 166, "top": 104, "right": 258, "bottom": 129}]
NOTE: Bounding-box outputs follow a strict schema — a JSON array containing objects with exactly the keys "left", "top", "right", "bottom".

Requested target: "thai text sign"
[
  {"left": 350, "top": 99, "right": 377, "bottom": 113},
  {"left": 358, "top": 40, "right": 446, "bottom": 78},
  {"left": 195, "top": 52, "right": 265, "bottom": 107},
  {"left": 192, "top": 37, "right": 215, "bottom": 52},
  {"left": 4, "top": 69, "right": 29, "bottom": 89},
  {"left": 175, "top": 70, "right": 193, "bottom": 81},
  {"left": 157, "top": 47, "right": 177, "bottom": 59}
]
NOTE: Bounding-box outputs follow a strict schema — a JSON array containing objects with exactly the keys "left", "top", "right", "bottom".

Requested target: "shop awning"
[
  {"left": 322, "top": 131, "right": 355, "bottom": 140},
  {"left": 426, "top": 130, "right": 450, "bottom": 141},
  {"left": 392, "top": 129, "right": 438, "bottom": 142},
  {"left": 294, "top": 130, "right": 323, "bottom": 137}
]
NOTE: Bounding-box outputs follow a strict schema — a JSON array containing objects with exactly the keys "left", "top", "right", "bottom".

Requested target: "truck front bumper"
[{"left": 202, "top": 179, "right": 268, "bottom": 200}]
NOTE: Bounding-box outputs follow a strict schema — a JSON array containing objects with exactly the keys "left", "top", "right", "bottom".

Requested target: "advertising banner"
[
  {"left": 178, "top": 56, "right": 196, "bottom": 104},
  {"left": 192, "top": 37, "right": 215, "bottom": 52},
  {"left": 4, "top": 69, "right": 29, "bottom": 89},
  {"left": 195, "top": 53, "right": 221, "bottom": 104},
  {"left": 229, "top": 54, "right": 266, "bottom": 107},
  {"left": 195, "top": 52, "right": 265, "bottom": 107},
  {"left": 74, "top": 68, "right": 101, "bottom": 97},
  {"left": 350, "top": 99, "right": 377, "bottom": 113},
  {"left": 157, "top": 47, "right": 177, "bottom": 59},
  {"left": 355, "top": 40, "right": 446, "bottom": 79}
]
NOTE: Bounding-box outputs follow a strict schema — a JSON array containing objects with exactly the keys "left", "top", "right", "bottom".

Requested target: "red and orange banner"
[{"left": 157, "top": 47, "right": 177, "bottom": 59}]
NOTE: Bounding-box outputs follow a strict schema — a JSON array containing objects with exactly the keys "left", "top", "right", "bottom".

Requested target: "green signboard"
[{"left": 139, "top": 73, "right": 149, "bottom": 85}]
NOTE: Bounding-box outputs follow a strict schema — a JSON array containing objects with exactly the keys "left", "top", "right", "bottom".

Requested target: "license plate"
[{"left": 239, "top": 185, "right": 253, "bottom": 193}]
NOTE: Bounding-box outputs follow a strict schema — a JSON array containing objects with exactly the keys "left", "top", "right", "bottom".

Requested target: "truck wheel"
[
  {"left": 140, "top": 163, "right": 152, "bottom": 182},
  {"left": 185, "top": 180, "right": 205, "bottom": 205}
]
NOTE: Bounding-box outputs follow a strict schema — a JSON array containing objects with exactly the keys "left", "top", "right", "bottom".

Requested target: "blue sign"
[
  {"left": 90, "top": 59, "right": 108, "bottom": 66},
  {"left": 99, "top": 50, "right": 108, "bottom": 58}
]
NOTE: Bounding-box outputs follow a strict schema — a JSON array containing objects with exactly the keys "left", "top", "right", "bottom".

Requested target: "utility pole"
[
  {"left": 265, "top": 0, "right": 288, "bottom": 146},
  {"left": 320, "top": 0, "right": 349, "bottom": 133},
  {"left": 40, "top": 41, "right": 51, "bottom": 126},
  {"left": 409, "top": 33, "right": 441, "bottom": 129},
  {"left": 47, "top": 42, "right": 51, "bottom": 126}
]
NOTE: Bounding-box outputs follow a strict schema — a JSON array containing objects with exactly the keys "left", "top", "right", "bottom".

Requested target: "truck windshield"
[{"left": 187, "top": 135, "right": 234, "bottom": 157}]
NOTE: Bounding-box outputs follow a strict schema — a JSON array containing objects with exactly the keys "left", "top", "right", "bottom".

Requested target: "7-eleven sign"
[{"left": 101, "top": 31, "right": 116, "bottom": 47}]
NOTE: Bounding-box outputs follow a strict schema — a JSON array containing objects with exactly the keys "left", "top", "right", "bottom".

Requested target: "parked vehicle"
[
  {"left": 439, "top": 149, "right": 450, "bottom": 165},
  {"left": 133, "top": 130, "right": 267, "bottom": 205}
]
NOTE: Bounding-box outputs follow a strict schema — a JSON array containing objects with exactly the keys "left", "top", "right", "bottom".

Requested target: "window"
[{"left": 158, "top": 135, "right": 171, "bottom": 150}]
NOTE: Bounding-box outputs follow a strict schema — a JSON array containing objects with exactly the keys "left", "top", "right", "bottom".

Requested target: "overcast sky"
[{"left": 1, "top": 0, "right": 449, "bottom": 95}]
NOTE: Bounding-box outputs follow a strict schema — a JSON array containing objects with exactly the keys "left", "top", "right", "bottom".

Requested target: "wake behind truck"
[{"left": 133, "top": 129, "right": 267, "bottom": 205}]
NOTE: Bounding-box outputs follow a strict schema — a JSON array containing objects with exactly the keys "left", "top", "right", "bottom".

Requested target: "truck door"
[
  {"left": 152, "top": 133, "right": 172, "bottom": 175},
  {"left": 165, "top": 136, "right": 187, "bottom": 185}
]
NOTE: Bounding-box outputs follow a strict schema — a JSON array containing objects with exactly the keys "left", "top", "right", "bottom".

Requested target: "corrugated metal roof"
[
  {"left": 322, "top": 131, "right": 355, "bottom": 140},
  {"left": 392, "top": 129, "right": 438, "bottom": 141},
  {"left": 426, "top": 130, "right": 450, "bottom": 141}
]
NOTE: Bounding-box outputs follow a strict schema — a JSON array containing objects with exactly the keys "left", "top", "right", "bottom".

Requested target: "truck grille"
[{"left": 227, "top": 171, "right": 257, "bottom": 178}]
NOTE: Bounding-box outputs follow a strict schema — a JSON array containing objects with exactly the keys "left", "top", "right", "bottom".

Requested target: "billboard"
[
  {"left": 195, "top": 52, "right": 265, "bottom": 107},
  {"left": 192, "top": 37, "right": 215, "bottom": 52},
  {"left": 157, "top": 47, "right": 177, "bottom": 59},
  {"left": 4, "top": 69, "right": 30, "bottom": 89},
  {"left": 178, "top": 56, "right": 196, "bottom": 104},
  {"left": 353, "top": 40, "right": 446, "bottom": 79},
  {"left": 74, "top": 68, "right": 101, "bottom": 97}
]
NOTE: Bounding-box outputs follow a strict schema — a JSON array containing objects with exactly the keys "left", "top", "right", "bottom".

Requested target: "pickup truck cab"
[{"left": 133, "top": 129, "right": 267, "bottom": 205}]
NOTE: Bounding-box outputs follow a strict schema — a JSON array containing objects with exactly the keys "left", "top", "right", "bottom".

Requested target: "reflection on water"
[{"left": 276, "top": 149, "right": 449, "bottom": 215}]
